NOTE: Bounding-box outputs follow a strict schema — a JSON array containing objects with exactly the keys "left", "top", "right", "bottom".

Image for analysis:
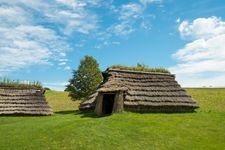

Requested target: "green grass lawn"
[{"left": 0, "top": 89, "right": 225, "bottom": 150}]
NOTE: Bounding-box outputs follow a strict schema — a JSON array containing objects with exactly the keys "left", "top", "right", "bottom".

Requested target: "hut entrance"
[{"left": 102, "top": 94, "right": 115, "bottom": 115}]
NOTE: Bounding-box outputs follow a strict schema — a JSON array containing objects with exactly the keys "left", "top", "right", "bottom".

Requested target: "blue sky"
[{"left": 0, "top": 0, "right": 225, "bottom": 90}]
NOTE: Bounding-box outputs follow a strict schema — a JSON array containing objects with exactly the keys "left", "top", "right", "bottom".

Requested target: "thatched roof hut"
[
  {"left": 0, "top": 86, "right": 53, "bottom": 115},
  {"left": 79, "top": 68, "right": 199, "bottom": 116}
]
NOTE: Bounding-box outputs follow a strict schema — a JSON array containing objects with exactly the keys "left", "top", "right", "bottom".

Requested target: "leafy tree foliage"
[{"left": 66, "top": 56, "right": 102, "bottom": 100}]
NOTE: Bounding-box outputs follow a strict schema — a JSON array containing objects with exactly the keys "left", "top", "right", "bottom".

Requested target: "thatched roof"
[
  {"left": 0, "top": 87, "right": 53, "bottom": 115},
  {"left": 79, "top": 68, "right": 199, "bottom": 112}
]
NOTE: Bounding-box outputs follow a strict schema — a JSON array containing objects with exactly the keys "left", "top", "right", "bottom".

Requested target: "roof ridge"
[
  {"left": 107, "top": 68, "right": 175, "bottom": 76},
  {"left": 0, "top": 86, "right": 42, "bottom": 90}
]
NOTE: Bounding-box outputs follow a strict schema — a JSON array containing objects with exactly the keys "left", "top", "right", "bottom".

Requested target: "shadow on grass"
[
  {"left": 75, "top": 111, "right": 99, "bottom": 118},
  {"left": 54, "top": 110, "right": 77, "bottom": 115},
  {"left": 0, "top": 114, "right": 52, "bottom": 117},
  {"left": 54, "top": 110, "right": 99, "bottom": 118}
]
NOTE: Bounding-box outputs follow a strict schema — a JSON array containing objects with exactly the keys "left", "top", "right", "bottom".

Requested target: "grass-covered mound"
[
  {"left": 0, "top": 78, "right": 42, "bottom": 88},
  {"left": 110, "top": 64, "right": 170, "bottom": 74},
  {"left": 0, "top": 89, "right": 224, "bottom": 149},
  {"left": 45, "top": 90, "right": 80, "bottom": 112}
]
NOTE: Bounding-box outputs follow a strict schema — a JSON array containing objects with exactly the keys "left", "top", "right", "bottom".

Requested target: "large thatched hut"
[
  {"left": 0, "top": 86, "right": 53, "bottom": 115},
  {"left": 79, "top": 68, "right": 199, "bottom": 116}
]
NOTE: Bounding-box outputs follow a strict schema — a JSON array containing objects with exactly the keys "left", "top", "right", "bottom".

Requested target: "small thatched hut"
[
  {"left": 0, "top": 86, "right": 53, "bottom": 115},
  {"left": 79, "top": 68, "right": 199, "bottom": 116}
]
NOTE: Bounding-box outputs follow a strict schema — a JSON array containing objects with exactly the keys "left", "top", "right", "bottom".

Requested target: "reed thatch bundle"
[
  {"left": 0, "top": 86, "right": 53, "bottom": 115},
  {"left": 79, "top": 68, "right": 199, "bottom": 113}
]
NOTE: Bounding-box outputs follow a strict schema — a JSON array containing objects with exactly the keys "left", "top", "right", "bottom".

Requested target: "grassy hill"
[
  {"left": 45, "top": 90, "right": 80, "bottom": 112},
  {"left": 0, "top": 89, "right": 225, "bottom": 150}
]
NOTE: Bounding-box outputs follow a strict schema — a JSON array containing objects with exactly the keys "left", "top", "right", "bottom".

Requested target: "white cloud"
[
  {"left": 93, "top": 1, "right": 160, "bottom": 48},
  {"left": 64, "top": 66, "right": 71, "bottom": 70},
  {"left": 43, "top": 81, "right": 68, "bottom": 91},
  {"left": 59, "top": 59, "right": 68, "bottom": 62},
  {"left": 94, "top": 40, "right": 121, "bottom": 49},
  {"left": 119, "top": 3, "right": 142, "bottom": 21},
  {"left": 0, "top": 5, "right": 30, "bottom": 26},
  {"left": 107, "top": 2, "right": 159, "bottom": 37},
  {"left": 59, "top": 62, "right": 67, "bottom": 66},
  {"left": 140, "top": 21, "right": 152, "bottom": 30},
  {"left": 170, "top": 16, "right": 225, "bottom": 87},
  {"left": 0, "top": 0, "right": 102, "bottom": 75},
  {"left": 176, "top": 18, "right": 180, "bottom": 23},
  {"left": 108, "top": 3, "right": 143, "bottom": 36},
  {"left": 0, "top": 4, "right": 70, "bottom": 75},
  {"left": 179, "top": 16, "right": 225, "bottom": 40},
  {"left": 109, "top": 23, "right": 135, "bottom": 36},
  {"left": 0, "top": 25, "right": 68, "bottom": 74},
  {"left": 173, "top": 73, "right": 225, "bottom": 87},
  {"left": 139, "top": 0, "right": 162, "bottom": 5},
  {"left": 56, "top": 0, "right": 87, "bottom": 8},
  {"left": 1, "top": 0, "right": 98, "bottom": 35},
  {"left": 0, "top": 0, "right": 164, "bottom": 73},
  {"left": 59, "top": 52, "right": 66, "bottom": 57},
  {"left": 48, "top": 10, "right": 97, "bottom": 35}
]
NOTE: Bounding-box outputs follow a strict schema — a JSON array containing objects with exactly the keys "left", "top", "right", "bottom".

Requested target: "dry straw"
[
  {"left": 80, "top": 68, "right": 199, "bottom": 113},
  {"left": 0, "top": 86, "right": 53, "bottom": 115}
]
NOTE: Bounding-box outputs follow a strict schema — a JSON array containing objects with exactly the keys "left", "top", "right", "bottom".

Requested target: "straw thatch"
[
  {"left": 79, "top": 68, "right": 199, "bottom": 115},
  {"left": 0, "top": 86, "right": 53, "bottom": 115}
]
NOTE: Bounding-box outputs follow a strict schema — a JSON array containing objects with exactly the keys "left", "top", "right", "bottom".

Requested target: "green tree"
[{"left": 66, "top": 56, "right": 102, "bottom": 100}]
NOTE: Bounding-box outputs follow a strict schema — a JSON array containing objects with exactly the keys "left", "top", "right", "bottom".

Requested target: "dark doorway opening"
[{"left": 102, "top": 94, "right": 115, "bottom": 115}]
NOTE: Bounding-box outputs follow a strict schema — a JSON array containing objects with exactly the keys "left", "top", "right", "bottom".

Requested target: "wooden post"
[
  {"left": 94, "top": 93, "right": 103, "bottom": 116},
  {"left": 113, "top": 91, "right": 124, "bottom": 113}
]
